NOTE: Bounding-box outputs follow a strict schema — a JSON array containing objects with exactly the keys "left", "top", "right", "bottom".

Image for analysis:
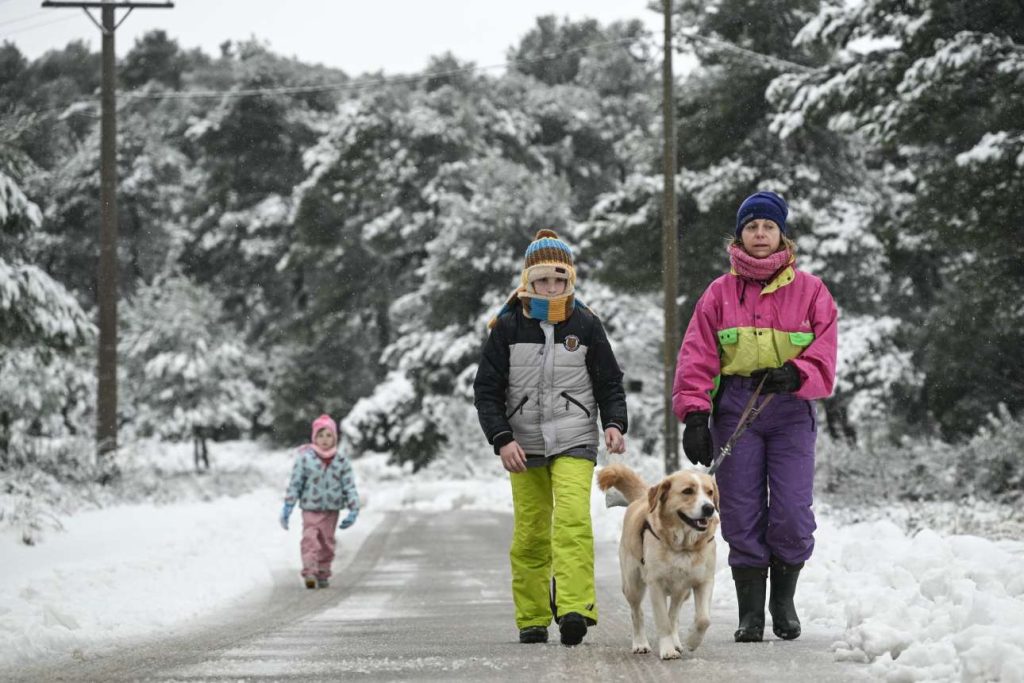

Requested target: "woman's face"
[
  {"left": 533, "top": 277, "right": 568, "bottom": 296},
  {"left": 740, "top": 219, "right": 782, "bottom": 258},
  {"left": 314, "top": 428, "right": 337, "bottom": 450}
]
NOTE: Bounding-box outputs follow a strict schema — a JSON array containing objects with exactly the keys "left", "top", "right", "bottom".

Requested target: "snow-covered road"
[
  {"left": 7, "top": 509, "right": 866, "bottom": 682},
  {"left": 1, "top": 442, "right": 1022, "bottom": 681}
]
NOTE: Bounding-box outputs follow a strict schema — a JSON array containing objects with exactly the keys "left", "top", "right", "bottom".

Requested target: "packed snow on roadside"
[{"left": 1, "top": 440, "right": 1022, "bottom": 681}]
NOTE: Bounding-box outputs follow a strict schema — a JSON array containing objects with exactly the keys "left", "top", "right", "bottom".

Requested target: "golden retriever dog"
[{"left": 597, "top": 464, "right": 719, "bottom": 659}]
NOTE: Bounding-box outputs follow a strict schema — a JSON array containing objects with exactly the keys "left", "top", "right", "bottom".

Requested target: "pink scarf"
[
  {"left": 310, "top": 443, "right": 337, "bottom": 460},
  {"left": 729, "top": 244, "right": 794, "bottom": 282}
]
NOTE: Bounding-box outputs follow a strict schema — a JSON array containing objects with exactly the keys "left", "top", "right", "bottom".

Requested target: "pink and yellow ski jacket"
[{"left": 672, "top": 264, "right": 838, "bottom": 422}]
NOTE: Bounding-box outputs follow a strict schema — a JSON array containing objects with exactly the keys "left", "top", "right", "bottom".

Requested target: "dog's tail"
[{"left": 596, "top": 463, "right": 648, "bottom": 504}]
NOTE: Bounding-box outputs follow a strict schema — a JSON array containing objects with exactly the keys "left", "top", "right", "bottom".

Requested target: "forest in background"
[{"left": 1, "top": 1, "right": 1021, "bottom": 504}]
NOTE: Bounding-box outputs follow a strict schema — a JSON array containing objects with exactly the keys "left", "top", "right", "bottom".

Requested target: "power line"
[
  {"left": 5, "top": 29, "right": 816, "bottom": 124},
  {"left": 4, "top": 33, "right": 652, "bottom": 122},
  {"left": 0, "top": 11, "right": 49, "bottom": 28},
  {"left": 0, "top": 13, "right": 78, "bottom": 37},
  {"left": 124, "top": 34, "right": 649, "bottom": 101}
]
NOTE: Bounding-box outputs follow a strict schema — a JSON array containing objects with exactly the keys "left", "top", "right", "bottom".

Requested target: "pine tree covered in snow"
[
  {"left": 769, "top": 0, "right": 1024, "bottom": 437},
  {"left": 337, "top": 18, "right": 661, "bottom": 469},
  {"left": 583, "top": 0, "right": 903, "bottom": 440},
  {"left": 120, "top": 274, "right": 269, "bottom": 468},
  {"left": 180, "top": 40, "right": 337, "bottom": 326},
  {"left": 0, "top": 121, "right": 94, "bottom": 468},
  {"left": 342, "top": 155, "right": 575, "bottom": 469}
]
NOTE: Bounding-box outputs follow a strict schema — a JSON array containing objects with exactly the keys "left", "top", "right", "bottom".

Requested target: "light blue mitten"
[
  {"left": 339, "top": 508, "right": 359, "bottom": 529},
  {"left": 279, "top": 502, "right": 294, "bottom": 530}
]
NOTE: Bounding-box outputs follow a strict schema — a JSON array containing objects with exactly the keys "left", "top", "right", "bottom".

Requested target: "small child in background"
[{"left": 279, "top": 414, "right": 360, "bottom": 589}]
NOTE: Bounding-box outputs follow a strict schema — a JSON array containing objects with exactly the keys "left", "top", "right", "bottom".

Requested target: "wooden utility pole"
[
  {"left": 42, "top": 1, "right": 173, "bottom": 460},
  {"left": 661, "top": 0, "right": 680, "bottom": 474}
]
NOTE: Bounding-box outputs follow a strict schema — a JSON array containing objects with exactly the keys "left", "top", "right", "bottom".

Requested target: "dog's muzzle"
[{"left": 678, "top": 503, "right": 716, "bottom": 532}]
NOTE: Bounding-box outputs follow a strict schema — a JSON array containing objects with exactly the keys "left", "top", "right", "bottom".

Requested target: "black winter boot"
[
  {"left": 732, "top": 566, "right": 768, "bottom": 643},
  {"left": 519, "top": 626, "right": 548, "bottom": 644},
  {"left": 768, "top": 557, "right": 804, "bottom": 640},
  {"left": 558, "top": 612, "right": 588, "bottom": 646}
]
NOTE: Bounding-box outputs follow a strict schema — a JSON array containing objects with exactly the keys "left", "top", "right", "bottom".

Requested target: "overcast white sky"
[{"left": 1, "top": 0, "right": 664, "bottom": 74}]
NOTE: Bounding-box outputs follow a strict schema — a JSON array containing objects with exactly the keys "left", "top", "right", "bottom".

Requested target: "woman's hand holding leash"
[
  {"left": 749, "top": 363, "right": 801, "bottom": 394},
  {"left": 683, "top": 413, "right": 713, "bottom": 466}
]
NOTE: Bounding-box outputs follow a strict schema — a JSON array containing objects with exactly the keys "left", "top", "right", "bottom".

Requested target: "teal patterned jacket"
[{"left": 284, "top": 447, "right": 360, "bottom": 512}]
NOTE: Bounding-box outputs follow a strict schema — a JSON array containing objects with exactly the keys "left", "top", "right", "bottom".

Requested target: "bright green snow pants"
[{"left": 508, "top": 456, "right": 596, "bottom": 629}]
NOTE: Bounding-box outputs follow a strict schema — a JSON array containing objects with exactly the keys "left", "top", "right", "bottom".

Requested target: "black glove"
[
  {"left": 682, "top": 412, "right": 713, "bottom": 466},
  {"left": 749, "top": 363, "right": 802, "bottom": 394}
]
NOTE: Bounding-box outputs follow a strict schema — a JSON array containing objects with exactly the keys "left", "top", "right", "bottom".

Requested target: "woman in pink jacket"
[{"left": 672, "top": 191, "right": 837, "bottom": 644}]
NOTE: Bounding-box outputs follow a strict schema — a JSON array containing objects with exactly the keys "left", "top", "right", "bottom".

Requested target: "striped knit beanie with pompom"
[
  {"left": 487, "top": 229, "right": 585, "bottom": 329},
  {"left": 521, "top": 229, "right": 576, "bottom": 289}
]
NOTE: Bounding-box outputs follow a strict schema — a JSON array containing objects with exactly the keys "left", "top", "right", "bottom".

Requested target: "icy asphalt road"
[{"left": 8, "top": 511, "right": 869, "bottom": 682}]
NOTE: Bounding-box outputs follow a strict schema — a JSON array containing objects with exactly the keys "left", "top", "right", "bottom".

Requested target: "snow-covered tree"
[
  {"left": 770, "top": 0, "right": 1024, "bottom": 437},
  {"left": 121, "top": 274, "right": 269, "bottom": 469},
  {"left": 337, "top": 153, "right": 574, "bottom": 469},
  {"left": 0, "top": 126, "right": 94, "bottom": 468},
  {"left": 121, "top": 30, "right": 189, "bottom": 91},
  {"left": 179, "top": 42, "right": 339, "bottom": 335},
  {"left": 334, "top": 20, "right": 666, "bottom": 468}
]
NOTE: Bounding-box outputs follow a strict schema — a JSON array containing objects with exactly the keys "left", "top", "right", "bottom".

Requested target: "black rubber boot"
[
  {"left": 732, "top": 566, "right": 768, "bottom": 643},
  {"left": 769, "top": 558, "right": 804, "bottom": 640}
]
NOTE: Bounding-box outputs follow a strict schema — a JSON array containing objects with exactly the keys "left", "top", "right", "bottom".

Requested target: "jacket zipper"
[
  {"left": 561, "top": 392, "right": 591, "bottom": 418},
  {"left": 506, "top": 395, "right": 528, "bottom": 420}
]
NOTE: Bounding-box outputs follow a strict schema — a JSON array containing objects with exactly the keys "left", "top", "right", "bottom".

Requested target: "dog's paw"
[
  {"left": 686, "top": 622, "right": 709, "bottom": 650},
  {"left": 659, "top": 637, "right": 681, "bottom": 660},
  {"left": 631, "top": 640, "right": 651, "bottom": 654}
]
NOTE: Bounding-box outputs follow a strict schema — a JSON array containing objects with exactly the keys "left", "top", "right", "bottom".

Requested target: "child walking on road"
[
  {"left": 279, "top": 414, "right": 360, "bottom": 589},
  {"left": 474, "top": 229, "right": 629, "bottom": 646}
]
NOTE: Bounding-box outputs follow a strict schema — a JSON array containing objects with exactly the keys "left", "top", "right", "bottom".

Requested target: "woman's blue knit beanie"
[{"left": 735, "top": 191, "right": 788, "bottom": 236}]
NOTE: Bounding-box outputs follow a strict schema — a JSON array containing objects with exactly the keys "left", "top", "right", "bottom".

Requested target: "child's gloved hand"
[
  {"left": 279, "top": 502, "right": 294, "bottom": 530},
  {"left": 339, "top": 508, "right": 359, "bottom": 529}
]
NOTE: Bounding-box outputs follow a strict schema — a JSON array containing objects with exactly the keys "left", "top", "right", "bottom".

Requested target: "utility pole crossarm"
[{"left": 42, "top": 1, "right": 172, "bottom": 7}]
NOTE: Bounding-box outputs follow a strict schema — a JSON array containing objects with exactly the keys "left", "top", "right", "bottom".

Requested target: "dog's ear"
[
  {"left": 647, "top": 480, "right": 671, "bottom": 514},
  {"left": 712, "top": 478, "right": 720, "bottom": 511}
]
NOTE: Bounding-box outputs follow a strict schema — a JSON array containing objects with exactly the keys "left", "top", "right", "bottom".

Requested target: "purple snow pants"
[{"left": 711, "top": 376, "right": 817, "bottom": 568}]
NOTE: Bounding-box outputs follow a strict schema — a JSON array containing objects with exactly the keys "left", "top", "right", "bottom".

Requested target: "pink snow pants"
[{"left": 300, "top": 510, "right": 340, "bottom": 579}]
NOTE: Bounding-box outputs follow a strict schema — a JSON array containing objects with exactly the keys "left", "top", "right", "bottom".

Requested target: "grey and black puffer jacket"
[{"left": 473, "top": 301, "right": 628, "bottom": 463}]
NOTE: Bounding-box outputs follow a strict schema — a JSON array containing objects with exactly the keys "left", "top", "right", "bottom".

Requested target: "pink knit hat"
[{"left": 310, "top": 414, "right": 337, "bottom": 442}]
